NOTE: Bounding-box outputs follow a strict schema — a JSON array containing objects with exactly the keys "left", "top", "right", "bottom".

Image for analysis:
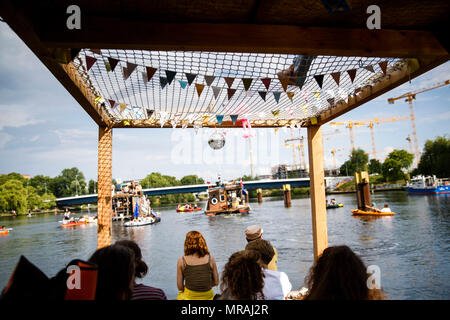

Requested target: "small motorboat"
[
  {"left": 60, "top": 216, "right": 96, "bottom": 228},
  {"left": 124, "top": 216, "right": 161, "bottom": 227},
  {"left": 351, "top": 209, "right": 395, "bottom": 216},
  {"left": 327, "top": 203, "right": 344, "bottom": 209},
  {"left": 176, "top": 207, "right": 202, "bottom": 213}
]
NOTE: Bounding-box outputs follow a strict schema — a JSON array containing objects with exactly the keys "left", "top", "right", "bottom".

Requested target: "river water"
[{"left": 0, "top": 191, "right": 449, "bottom": 300}]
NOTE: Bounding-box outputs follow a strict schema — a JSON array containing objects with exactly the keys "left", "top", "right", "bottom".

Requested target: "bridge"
[{"left": 55, "top": 178, "right": 314, "bottom": 207}]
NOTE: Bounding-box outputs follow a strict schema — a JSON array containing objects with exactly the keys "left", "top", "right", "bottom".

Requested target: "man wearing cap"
[{"left": 245, "top": 225, "right": 278, "bottom": 271}]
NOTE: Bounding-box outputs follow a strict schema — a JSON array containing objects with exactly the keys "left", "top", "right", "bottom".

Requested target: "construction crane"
[
  {"left": 329, "top": 116, "right": 409, "bottom": 159},
  {"left": 285, "top": 128, "right": 306, "bottom": 171},
  {"left": 387, "top": 79, "right": 450, "bottom": 168},
  {"left": 330, "top": 148, "right": 345, "bottom": 170}
]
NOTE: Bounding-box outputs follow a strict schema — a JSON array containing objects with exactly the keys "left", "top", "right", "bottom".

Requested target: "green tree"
[
  {"left": 49, "top": 168, "right": 87, "bottom": 197},
  {"left": 41, "top": 193, "right": 56, "bottom": 210},
  {"left": 368, "top": 159, "right": 382, "bottom": 174},
  {"left": 0, "top": 172, "right": 27, "bottom": 186},
  {"left": 415, "top": 136, "right": 450, "bottom": 178},
  {"left": 339, "top": 148, "right": 369, "bottom": 176},
  {"left": 382, "top": 149, "right": 414, "bottom": 182},
  {"left": 0, "top": 179, "right": 28, "bottom": 214},
  {"left": 180, "top": 175, "right": 205, "bottom": 185},
  {"left": 29, "top": 175, "right": 52, "bottom": 196},
  {"left": 26, "top": 186, "right": 43, "bottom": 210},
  {"left": 141, "top": 172, "right": 181, "bottom": 188},
  {"left": 88, "top": 179, "right": 97, "bottom": 194}
]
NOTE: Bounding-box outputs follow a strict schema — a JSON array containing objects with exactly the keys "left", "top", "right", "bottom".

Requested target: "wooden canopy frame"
[{"left": 1, "top": 0, "right": 448, "bottom": 259}]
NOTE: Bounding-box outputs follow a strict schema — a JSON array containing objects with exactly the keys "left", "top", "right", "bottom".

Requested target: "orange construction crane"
[
  {"left": 329, "top": 116, "right": 409, "bottom": 158},
  {"left": 387, "top": 79, "right": 449, "bottom": 168}
]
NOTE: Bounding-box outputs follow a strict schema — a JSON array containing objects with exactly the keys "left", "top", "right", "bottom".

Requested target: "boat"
[
  {"left": 326, "top": 203, "right": 344, "bottom": 209},
  {"left": 60, "top": 216, "right": 97, "bottom": 228},
  {"left": 176, "top": 206, "right": 202, "bottom": 213},
  {"left": 124, "top": 216, "right": 161, "bottom": 227},
  {"left": 351, "top": 209, "right": 395, "bottom": 216},
  {"left": 0, "top": 228, "right": 12, "bottom": 235},
  {"left": 205, "top": 179, "right": 250, "bottom": 216},
  {"left": 405, "top": 175, "right": 450, "bottom": 195}
]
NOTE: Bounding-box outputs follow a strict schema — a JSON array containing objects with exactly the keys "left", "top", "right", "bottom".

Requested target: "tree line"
[{"left": 338, "top": 136, "right": 449, "bottom": 181}]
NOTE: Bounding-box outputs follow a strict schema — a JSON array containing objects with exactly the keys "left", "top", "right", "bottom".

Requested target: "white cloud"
[
  {"left": 0, "top": 132, "right": 12, "bottom": 148},
  {"left": 0, "top": 105, "right": 43, "bottom": 130}
]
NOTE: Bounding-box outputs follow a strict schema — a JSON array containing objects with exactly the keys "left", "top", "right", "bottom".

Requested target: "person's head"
[
  {"left": 384, "top": 204, "right": 389, "bottom": 208},
  {"left": 220, "top": 250, "right": 265, "bottom": 300},
  {"left": 115, "top": 240, "right": 148, "bottom": 279},
  {"left": 88, "top": 244, "right": 135, "bottom": 300},
  {"left": 304, "top": 245, "right": 385, "bottom": 300},
  {"left": 245, "top": 225, "right": 263, "bottom": 242},
  {"left": 245, "top": 239, "right": 274, "bottom": 267},
  {"left": 184, "top": 230, "right": 210, "bottom": 257}
]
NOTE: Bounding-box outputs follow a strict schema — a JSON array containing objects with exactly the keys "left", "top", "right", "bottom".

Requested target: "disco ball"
[{"left": 208, "top": 131, "right": 226, "bottom": 150}]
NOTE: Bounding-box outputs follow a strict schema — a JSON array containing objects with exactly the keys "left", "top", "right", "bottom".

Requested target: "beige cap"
[{"left": 245, "top": 225, "right": 263, "bottom": 241}]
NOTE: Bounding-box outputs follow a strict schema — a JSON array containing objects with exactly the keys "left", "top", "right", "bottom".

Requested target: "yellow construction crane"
[
  {"left": 329, "top": 116, "right": 409, "bottom": 158},
  {"left": 387, "top": 79, "right": 450, "bottom": 167},
  {"left": 285, "top": 128, "right": 306, "bottom": 170}
]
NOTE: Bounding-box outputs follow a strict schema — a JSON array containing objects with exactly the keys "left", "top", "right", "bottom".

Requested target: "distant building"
[{"left": 271, "top": 165, "right": 309, "bottom": 179}]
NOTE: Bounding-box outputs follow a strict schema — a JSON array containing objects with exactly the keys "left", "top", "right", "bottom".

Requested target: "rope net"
[{"left": 73, "top": 50, "right": 403, "bottom": 126}]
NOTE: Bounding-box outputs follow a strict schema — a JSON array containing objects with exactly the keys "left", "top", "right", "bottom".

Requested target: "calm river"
[{"left": 0, "top": 191, "right": 449, "bottom": 300}]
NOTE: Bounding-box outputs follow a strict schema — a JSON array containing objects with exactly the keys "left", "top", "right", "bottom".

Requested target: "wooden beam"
[
  {"left": 0, "top": 0, "right": 110, "bottom": 127},
  {"left": 307, "top": 125, "right": 328, "bottom": 260},
  {"left": 38, "top": 19, "right": 447, "bottom": 58},
  {"left": 317, "top": 55, "right": 449, "bottom": 125},
  {"left": 97, "top": 126, "right": 113, "bottom": 249}
]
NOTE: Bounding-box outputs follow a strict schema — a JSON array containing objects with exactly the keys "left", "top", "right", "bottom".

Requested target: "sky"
[{"left": 0, "top": 22, "right": 449, "bottom": 183}]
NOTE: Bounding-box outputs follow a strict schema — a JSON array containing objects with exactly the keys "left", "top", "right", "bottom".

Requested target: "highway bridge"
[{"left": 55, "top": 178, "right": 314, "bottom": 207}]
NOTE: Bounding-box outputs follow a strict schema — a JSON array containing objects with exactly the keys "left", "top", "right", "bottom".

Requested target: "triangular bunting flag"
[
  {"left": 230, "top": 114, "right": 239, "bottom": 125},
  {"left": 313, "top": 91, "right": 321, "bottom": 100},
  {"left": 227, "top": 88, "right": 237, "bottom": 100},
  {"left": 278, "top": 76, "right": 290, "bottom": 92},
  {"left": 178, "top": 80, "right": 188, "bottom": 89},
  {"left": 272, "top": 110, "right": 280, "bottom": 119},
  {"left": 202, "top": 115, "right": 209, "bottom": 124},
  {"left": 212, "top": 86, "right": 221, "bottom": 99},
  {"left": 295, "top": 77, "right": 307, "bottom": 90},
  {"left": 127, "top": 62, "right": 137, "bottom": 75},
  {"left": 185, "top": 73, "right": 197, "bottom": 85},
  {"left": 123, "top": 120, "right": 130, "bottom": 126},
  {"left": 286, "top": 92, "right": 295, "bottom": 102},
  {"left": 274, "top": 128, "right": 279, "bottom": 135},
  {"left": 258, "top": 91, "right": 267, "bottom": 101},
  {"left": 378, "top": 61, "right": 388, "bottom": 75},
  {"left": 273, "top": 92, "right": 281, "bottom": 104},
  {"left": 165, "top": 70, "right": 176, "bottom": 85},
  {"left": 170, "top": 120, "right": 177, "bottom": 128},
  {"left": 223, "top": 77, "right": 234, "bottom": 88},
  {"left": 146, "top": 67, "right": 157, "bottom": 82},
  {"left": 314, "top": 75, "right": 324, "bottom": 89},
  {"left": 204, "top": 75, "right": 215, "bottom": 86},
  {"left": 160, "top": 77, "right": 168, "bottom": 89},
  {"left": 146, "top": 109, "right": 154, "bottom": 119},
  {"left": 216, "top": 115, "right": 224, "bottom": 125},
  {"left": 300, "top": 105, "right": 308, "bottom": 114},
  {"left": 242, "top": 78, "right": 253, "bottom": 91},
  {"left": 182, "top": 122, "right": 188, "bottom": 129},
  {"left": 195, "top": 83, "right": 205, "bottom": 97},
  {"left": 327, "top": 98, "right": 335, "bottom": 106},
  {"left": 108, "top": 100, "right": 116, "bottom": 108},
  {"left": 347, "top": 69, "right": 357, "bottom": 83},
  {"left": 107, "top": 57, "right": 119, "bottom": 72},
  {"left": 286, "top": 107, "right": 294, "bottom": 115},
  {"left": 104, "top": 61, "right": 112, "bottom": 72},
  {"left": 119, "top": 103, "right": 127, "bottom": 113},
  {"left": 159, "top": 111, "right": 168, "bottom": 128},
  {"left": 85, "top": 55, "right": 97, "bottom": 71},
  {"left": 363, "top": 65, "right": 375, "bottom": 73},
  {"left": 331, "top": 72, "right": 341, "bottom": 86},
  {"left": 261, "top": 78, "right": 271, "bottom": 90}
]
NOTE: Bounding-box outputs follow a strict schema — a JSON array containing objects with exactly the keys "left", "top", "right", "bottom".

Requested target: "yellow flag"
[
  {"left": 202, "top": 115, "right": 209, "bottom": 124},
  {"left": 313, "top": 91, "right": 320, "bottom": 100},
  {"left": 119, "top": 103, "right": 127, "bottom": 113}
]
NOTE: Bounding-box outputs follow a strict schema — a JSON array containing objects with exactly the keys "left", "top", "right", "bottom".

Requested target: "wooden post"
[
  {"left": 97, "top": 126, "right": 112, "bottom": 249},
  {"left": 283, "top": 184, "right": 292, "bottom": 208},
  {"left": 257, "top": 188, "right": 263, "bottom": 203},
  {"left": 307, "top": 125, "right": 328, "bottom": 261}
]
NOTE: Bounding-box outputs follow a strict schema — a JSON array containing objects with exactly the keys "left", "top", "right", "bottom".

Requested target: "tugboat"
[
  {"left": 405, "top": 175, "right": 450, "bottom": 195},
  {"left": 205, "top": 179, "right": 250, "bottom": 216}
]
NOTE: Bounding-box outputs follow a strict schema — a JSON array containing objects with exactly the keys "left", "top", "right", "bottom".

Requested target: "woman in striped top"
[
  {"left": 115, "top": 240, "right": 167, "bottom": 300},
  {"left": 176, "top": 231, "right": 219, "bottom": 300}
]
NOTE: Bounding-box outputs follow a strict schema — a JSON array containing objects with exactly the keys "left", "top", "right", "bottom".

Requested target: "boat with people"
[
  {"left": 176, "top": 203, "right": 202, "bottom": 213},
  {"left": 60, "top": 215, "right": 97, "bottom": 228},
  {"left": 326, "top": 199, "right": 343, "bottom": 209},
  {"left": 205, "top": 178, "right": 250, "bottom": 216},
  {"left": 351, "top": 209, "right": 395, "bottom": 216},
  {"left": 405, "top": 175, "right": 450, "bottom": 195},
  {"left": 0, "top": 227, "right": 12, "bottom": 235},
  {"left": 124, "top": 216, "right": 161, "bottom": 227}
]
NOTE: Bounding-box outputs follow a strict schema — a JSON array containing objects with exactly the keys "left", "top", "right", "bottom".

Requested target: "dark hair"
[
  {"left": 245, "top": 239, "right": 274, "bottom": 266},
  {"left": 88, "top": 244, "right": 135, "bottom": 300},
  {"left": 184, "top": 231, "right": 210, "bottom": 257},
  {"left": 304, "top": 245, "right": 386, "bottom": 300},
  {"left": 220, "top": 250, "right": 265, "bottom": 300},
  {"left": 115, "top": 240, "right": 148, "bottom": 278}
]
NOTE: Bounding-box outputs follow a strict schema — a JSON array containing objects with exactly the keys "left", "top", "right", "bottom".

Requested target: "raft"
[
  {"left": 176, "top": 208, "right": 202, "bottom": 213},
  {"left": 0, "top": 229, "right": 9, "bottom": 235},
  {"left": 327, "top": 203, "right": 344, "bottom": 209},
  {"left": 351, "top": 209, "right": 395, "bottom": 216},
  {"left": 124, "top": 216, "right": 161, "bottom": 227}
]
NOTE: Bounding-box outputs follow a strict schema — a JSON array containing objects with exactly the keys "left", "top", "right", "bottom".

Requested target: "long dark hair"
[
  {"left": 304, "top": 245, "right": 385, "bottom": 300},
  {"left": 88, "top": 244, "right": 135, "bottom": 300},
  {"left": 220, "top": 250, "right": 265, "bottom": 300},
  {"left": 115, "top": 240, "right": 148, "bottom": 278}
]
